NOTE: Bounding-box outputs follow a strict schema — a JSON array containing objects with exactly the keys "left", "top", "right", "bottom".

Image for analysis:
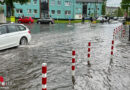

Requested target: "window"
[
  {"left": 17, "top": 25, "right": 26, "bottom": 31},
  {"left": 51, "top": 0, "right": 55, "bottom": 5},
  {"left": 16, "top": 9, "right": 23, "bottom": 14},
  {"left": 28, "top": 9, "right": 31, "bottom": 14},
  {"left": 8, "top": 25, "right": 17, "bottom": 33},
  {"left": 33, "top": 0, "right": 37, "bottom": 4},
  {"left": 34, "top": 9, "right": 37, "bottom": 14},
  {"left": 65, "top": 1, "right": 71, "bottom": 6},
  {"left": 0, "top": 26, "right": 7, "bottom": 35},
  {"left": 57, "top": 10, "right": 61, "bottom": 15},
  {"left": 88, "top": 11, "right": 91, "bottom": 15},
  {"left": 57, "top": 0, "right": 61, "bottom": 5},
  {"left": 65, "top": 10, "right": 71, "bottom": 15},
  {"left": 68, "top": 11, "right": 71, "bottom": 14},
  {"left": 51, "top": 10, "right": 55, "bottom": 14}
]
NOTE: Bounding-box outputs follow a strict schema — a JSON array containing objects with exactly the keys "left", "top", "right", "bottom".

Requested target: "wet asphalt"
[{"left": 0, "top": 21, "right": 130, "bottom": 90}]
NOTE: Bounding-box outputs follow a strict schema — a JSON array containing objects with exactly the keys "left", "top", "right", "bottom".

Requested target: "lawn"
[
  {"left": 126, "top": 21, "right": 130, "bottom": 25},
  {"left": 54, "top": 20, "right": 89, "bottom": 23},
  {"left": 6, "top": 17, "right": 90, "bottom": 24},
  {"left": 6, "top": 17, "right": 37, "bottom": 23}
]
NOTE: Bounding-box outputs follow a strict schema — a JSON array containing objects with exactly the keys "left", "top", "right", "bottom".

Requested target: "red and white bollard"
[
  {"left": 0, "top": 76, "right": 5, "bottom": 86},
  {"left": 88, "top": 42, "right": 91, "bottom": 66},
  {"left": 42, "top": 63, "right": 47, "bottom": 90},
  {"left": 119, "top": 26, "right": 121, "bottom": 31},
  {"left": 113, "top": 29, "right": 116, "bottom": 39},
  {"left": 121, "top": 25, "right": 123, "bottom": 30},
  {"left": 111, "top": 40, "right": 114, "bottom": 60},
  {"left": 72, "top": 50, "right": 75, "bottom": 76},
  {"left": 72, "top": 50, "right": 76, "bottom": 85},
  {"left": 122, "top": 29, "right": 126, "bottom": 37},
  {"left": 116, "top": 28, "right": 118, "bottom": 33},
  {"left": 118, "top": 26, "right": 120, "bottom": 32}
]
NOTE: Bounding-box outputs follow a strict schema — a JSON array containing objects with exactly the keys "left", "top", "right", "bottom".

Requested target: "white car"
[
  {"left": 97, "top": 16, "right": 107, "bottom": 22},
  {"left": 0, "top": 24, "right": 31, "bottom": 50}
]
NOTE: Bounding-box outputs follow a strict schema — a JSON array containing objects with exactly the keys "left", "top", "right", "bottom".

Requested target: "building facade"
[
  {"left": 49, "top": 0, "right": 103, "bottom": 19},
  {"left": 2, "top": 0, "right": 40, "bottom": 18},
  {"left": 13, "top": 0, "right": 40, "bottom": 18},
  {"left": 106, "top": 6, "right": 119, "bottom": 16},
  {"left": 0, "top": 4, "right": 6, "bottom": 16}
]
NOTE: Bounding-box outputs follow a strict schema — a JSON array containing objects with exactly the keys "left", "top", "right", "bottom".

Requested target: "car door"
[
  {"left": 7, "top": 25, "right": 19, "bottom": 46},
  {"left": 21, "top": 18, "right": 24, "bottom": 23},
  {"left": 22, "top": 17, "right": 26, "bottom": 23},
  {"left": 25, "top": 17, "right": 29, "bottom": 23},
  {"left": 0, "top": 25, "right": 8, "bottom": 50}
]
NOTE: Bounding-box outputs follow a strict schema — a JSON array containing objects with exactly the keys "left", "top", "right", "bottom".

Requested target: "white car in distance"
[{"left": 0, "top": 24, "right": 31, "bottom": 50}]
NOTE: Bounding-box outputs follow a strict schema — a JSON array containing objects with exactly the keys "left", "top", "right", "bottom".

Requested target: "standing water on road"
[{"left": 0, "top": 22, "right": 130, "bottom": 90}]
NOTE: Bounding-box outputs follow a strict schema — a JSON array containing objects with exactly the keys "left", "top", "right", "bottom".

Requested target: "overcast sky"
[{"left": 107, "top": 0, "right": 122, "bottom": 7}]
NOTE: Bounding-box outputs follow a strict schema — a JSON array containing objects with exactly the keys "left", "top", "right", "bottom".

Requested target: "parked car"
[
  {"left": 97, "top": 16, "right": 107, "bottom": 23},
  {"left": 126, "top": 17, "right": 130, "bottom": 21},
  {"left": 0, "top": 23, "right": 31, "bottom": 50},
  {"left": 37, "top": 17, "right": 54, "bottom": 24},
  {"left": 85, "top": 17, "right": 90, "bottom": 20},
  {"left": 113, "top": 17, "right": 118, "bottom": 20},
  {"left": 118, "top": 17, "right": 125, "bottom": 22},
  {"left": 18, "top": 17, "right": 34, "bottom": 23}
]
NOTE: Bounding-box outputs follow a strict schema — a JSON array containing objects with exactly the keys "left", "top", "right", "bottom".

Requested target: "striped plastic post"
[
  {"left": 42, "top": 63, "right": 47, "bottom": 90},
  {"left": 119, "top": 26, "right": 121, "bottom": 31},
  {"left": 113, "top": 29, "right": 116, "bottom": 39},
  {"left": 118, "top": 26, "right": 120, "bottom": 32},
  {"left": 116, "top": 28, "right": 117, "bottom": 33},
  {"left": 0, "top": 76, "right": 5, "bottom": 86},
  {"left": 111, "top": 40, "right": 114, "bottom": 60},
  {"left": 88, "top": 42, "right": 91, "bottom": 66},
  {"left": 72, "top": 50, "right": 75, "bottom": 76},
  {"left": 121, "top": 25, "right": 123, "bottom": 30}
]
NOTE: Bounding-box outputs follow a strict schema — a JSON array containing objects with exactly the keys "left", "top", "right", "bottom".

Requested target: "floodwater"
[{"left": 0, "top": 22, "right": 130, "bottom": 90}]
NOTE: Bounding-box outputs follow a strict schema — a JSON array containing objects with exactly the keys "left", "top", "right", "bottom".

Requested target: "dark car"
[
  {"left": 85, "top": 17, "right": 90, "bottom": 20},
  {"left": 37, "top": 17, "right": 54, "bottom": 24},
  {"left": 126, "top": 17, "right": 130, "bottom": 21}
]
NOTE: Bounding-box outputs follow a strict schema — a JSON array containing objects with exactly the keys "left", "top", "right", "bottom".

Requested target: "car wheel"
[
  {"left": 18, "top": 21, "right": 21, "bottom": 23},
  {"left": 51, "top": 22, "right": 53, "bottom": 24},
  {"left": 49, "top": 22, "right": 52, "bottom": 24},
  {"left": 20, "top": 37, "right": 28, "bottom": 45}
]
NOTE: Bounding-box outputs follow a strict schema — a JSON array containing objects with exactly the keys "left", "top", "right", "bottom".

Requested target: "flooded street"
[{"left": 0, "top": 22, "right": 130, "bottom": 90}]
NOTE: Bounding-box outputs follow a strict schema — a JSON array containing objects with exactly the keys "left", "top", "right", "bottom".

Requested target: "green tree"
[
  {"left": 121, "top": 0, "right": 130, "bottom": 16},
  {"left": 117, "top": 7, "right": 124, "bottom": 17},
  {"left": 102, "top": 0, "right": 106, "bottom": 15},
  {"left": 0, "top": 0, "right": 30, "bottom": 16}
]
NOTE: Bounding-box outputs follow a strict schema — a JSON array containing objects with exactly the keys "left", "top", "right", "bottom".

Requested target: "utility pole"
[
  {"left": 128, "top": 7, "right": 130, "bottom": 17},
  {"left": 95, "top": 0, "right": 98, "bottom": 18}
]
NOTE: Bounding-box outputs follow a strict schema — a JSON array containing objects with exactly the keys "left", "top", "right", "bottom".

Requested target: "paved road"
[{"left": 0, "top": 22, "right": 130, "bottom": 90}]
